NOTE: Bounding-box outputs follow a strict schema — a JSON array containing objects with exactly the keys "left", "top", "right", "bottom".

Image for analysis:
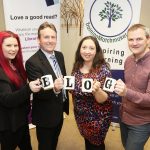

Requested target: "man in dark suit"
[{"left": 25, "top": 22, "right": 69, "bottom": 150}]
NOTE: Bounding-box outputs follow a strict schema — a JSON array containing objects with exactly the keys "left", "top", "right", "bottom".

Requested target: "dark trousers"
[
  {"left": 84, "top": 138, "right": 105, "bottom": 150},
  {"left": 36, "top": 118, "right": 63, "bottom": 150},
  {"left": 0, "top": 125, "right": 32, "bottom": 150}
]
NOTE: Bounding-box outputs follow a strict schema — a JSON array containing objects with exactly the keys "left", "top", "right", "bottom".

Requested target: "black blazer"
[
  {"left": 25, "top": 50, "right": 69, "bottom": 128},
  {"left": 0, "top": 68, "right": 31, "bottom": 132}
]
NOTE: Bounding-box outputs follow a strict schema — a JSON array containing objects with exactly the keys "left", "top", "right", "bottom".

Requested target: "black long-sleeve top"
[{"left": 0, "top": 68, "right": 31, "bottom": 132}]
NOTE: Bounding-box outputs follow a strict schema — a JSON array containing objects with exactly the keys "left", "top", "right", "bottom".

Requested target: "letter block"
[
  {"left": 103, "top": 77, "right": 116, "bottom": 92},
  {"left": 64, "top": 76, "right": 75, "bottom": 90},
  {"left": 41, "top": 75, "right": 54, "bottom": 90},
  {"left": 82, "top": 78, "right": 93, "bottom": 93}
]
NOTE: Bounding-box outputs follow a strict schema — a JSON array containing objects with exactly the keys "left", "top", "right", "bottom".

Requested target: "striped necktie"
[
  {"left": 50, "top": 55, "right": 62, "bottom": 78},
  {"left": 50, "top": 55, "right": 66, "bottom": 101}
]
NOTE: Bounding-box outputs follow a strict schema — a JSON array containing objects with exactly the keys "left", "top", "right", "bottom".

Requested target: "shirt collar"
[
  {"left": 133, "top": 49, "right": 150, "bottom": 62},
  {"left": 41, "top": 49, "right": 55, "bottom": 59}
]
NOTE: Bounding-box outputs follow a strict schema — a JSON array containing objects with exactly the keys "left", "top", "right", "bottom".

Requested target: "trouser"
[
  {"left": 84, "top": 138, "right": 105, "bottom": 150},
  {"left": 120, "top": 122, "right": 150, "bottom": 150},
  {"left": 0, "top": 125, "right": 32, "bottom": 150},
  {"left": 36, "top": 117, "right": 63, "bottom": 150}
]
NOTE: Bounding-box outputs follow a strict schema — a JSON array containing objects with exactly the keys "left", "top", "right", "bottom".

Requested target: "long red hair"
[{"left": 0, "top": 31, "right": 27, "bottom": 88}]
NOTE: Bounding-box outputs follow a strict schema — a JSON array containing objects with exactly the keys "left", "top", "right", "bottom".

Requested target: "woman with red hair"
[{"left": 0, "top": 31, "right": 41, "bottom": 150}]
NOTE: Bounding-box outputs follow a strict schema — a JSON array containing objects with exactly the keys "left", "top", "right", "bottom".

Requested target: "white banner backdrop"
[
  {"left": 3, "top": 0, "right": 60, "bottom": 127},
  {"left": 83, "top": 0, "right": 141, "bottom": 70},
  {"left": 3, "top": 0, "right": 60, "bottom": 63},
  {"left": 83, "top": 0, "right": 141, "bottom": 123}
]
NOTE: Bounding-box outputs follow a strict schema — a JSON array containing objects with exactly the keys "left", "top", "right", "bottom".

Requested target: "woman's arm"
[
  {"left": 92, "top": 80, "right": 108, "bottom": 103},
  {"left": 0, "top": 80, "right": 31, "bottom": 108}
]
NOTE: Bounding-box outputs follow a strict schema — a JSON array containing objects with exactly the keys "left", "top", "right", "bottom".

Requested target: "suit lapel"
[{"left": 38, "top": 50, "right": 57, "bottom": 79}]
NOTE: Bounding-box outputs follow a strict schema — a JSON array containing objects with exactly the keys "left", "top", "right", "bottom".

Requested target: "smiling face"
[
  {"left": 128, "top": 28, "right": 150, "bottom": 59},
  {"left": 2, "top": 37, "right": 19, "bottom": 61},
  {"left": 80, "top": 39, "right": 96, "bottom": 64},
  {"left": 38, "top": 27, "right": 57, "bottom": 53}
]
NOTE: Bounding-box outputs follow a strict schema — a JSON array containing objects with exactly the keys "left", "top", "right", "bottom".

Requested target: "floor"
[{"left": 17, "top": 98, "right": 150, "bottom": 150}]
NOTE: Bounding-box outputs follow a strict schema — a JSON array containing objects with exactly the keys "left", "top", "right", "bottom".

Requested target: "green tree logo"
[{"left": 99, "top": 1, "right": 123, "bottom": 28}]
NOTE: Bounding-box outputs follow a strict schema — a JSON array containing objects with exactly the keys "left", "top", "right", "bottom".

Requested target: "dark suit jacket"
[
  {"left": 25, "top": 50, "right": 69, "bottom": 128},
  {"left": 0, "top": 68, "right": 31, "bottom": 132}
]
